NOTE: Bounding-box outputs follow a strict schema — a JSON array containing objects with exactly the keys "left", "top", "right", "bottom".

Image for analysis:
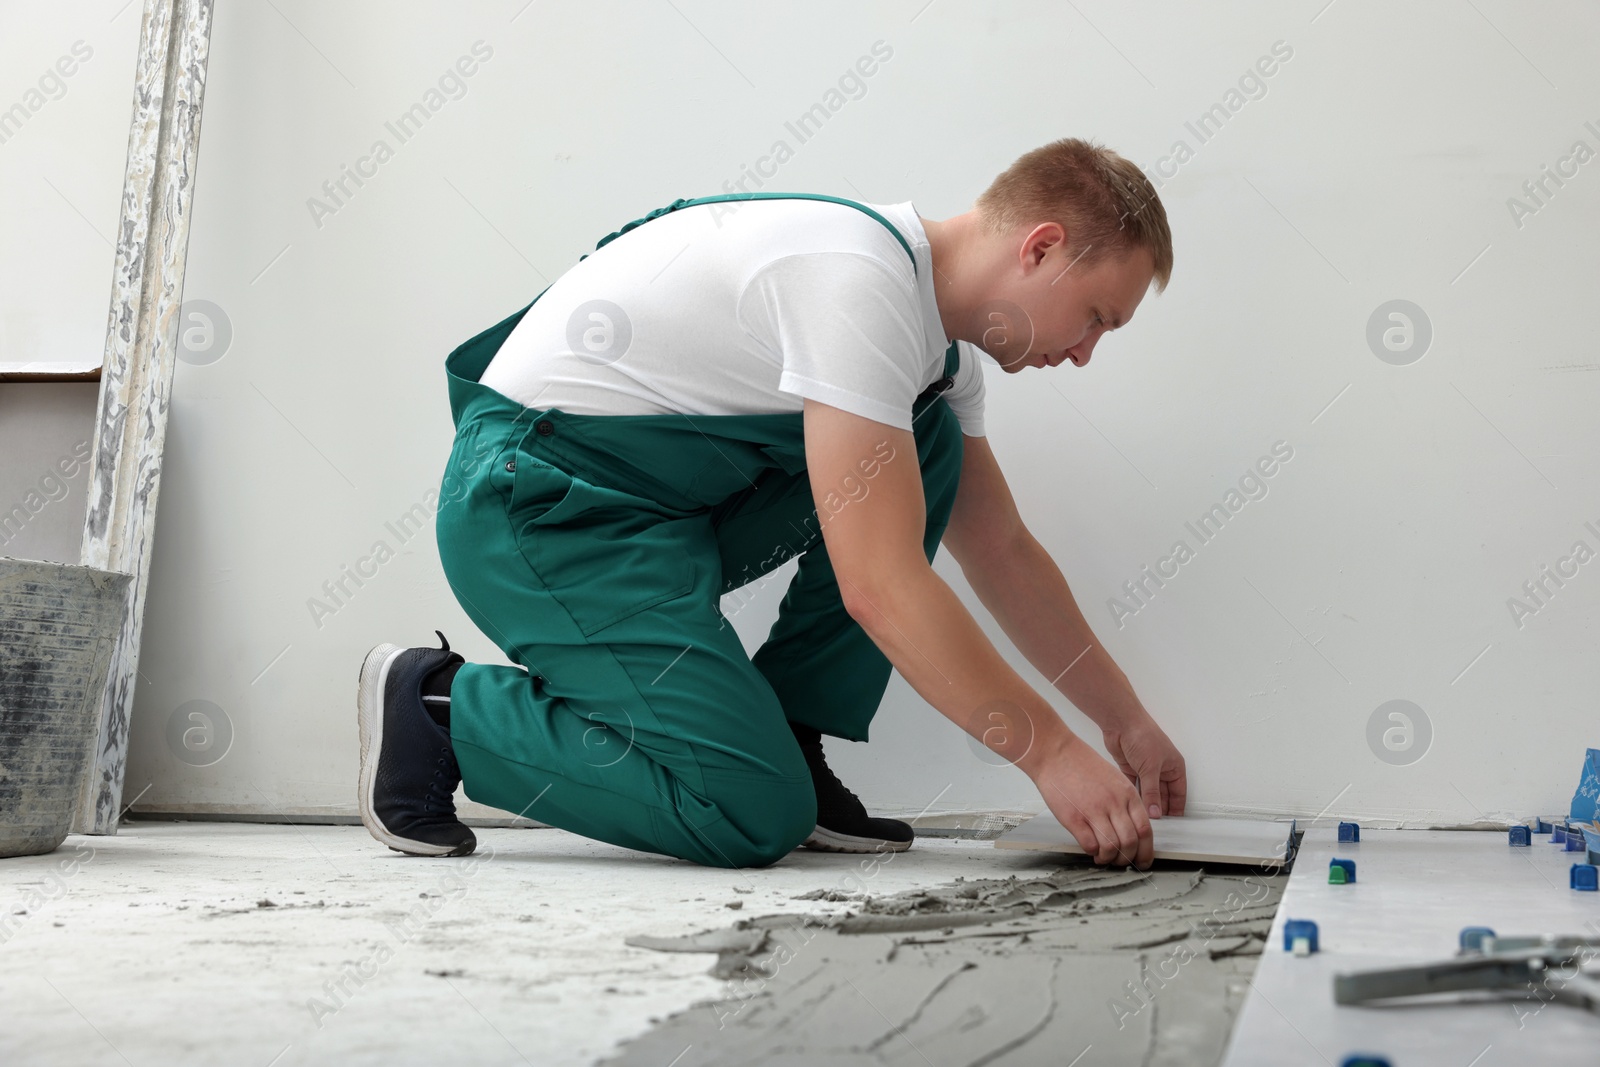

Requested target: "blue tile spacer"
[
  {"left": 1337, "top": 821, "right": 1360, "bottom": 843},
  {"left": 1284, "top": 918, "right": 1319, "bottom": 954},
  {"left": 1533, "top": 817, "right": 1552, "bottom": 834},
  {"left": 1509, "top": 825, "right": 1531, "bottom": 846},
  {"left": 1552, "top": 824, "right": 1568, "bottom": 844},
  {"left": 1572, "top": 864, "right": 1599, "bottom": 891},
  {"left": 1329, "top": 857, "right": 1357, "bottom": 883},
  {"left": 1566, "top": 834, "right": 1587, "bottom": 852},
  {"left": 1340, "top": 1057, "right": 1392, "bottom": 1067},
  {"left": 1459, "top": 926, "right": 1496, "bottom": 951}
]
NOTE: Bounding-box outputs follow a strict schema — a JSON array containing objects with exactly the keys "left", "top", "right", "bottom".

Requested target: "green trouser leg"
[
  {"left": 436, "top": 395, "right": 964, "bottom": 869},
  {"left": 439, "top": 417, "right": 813, "bottom": 870}
]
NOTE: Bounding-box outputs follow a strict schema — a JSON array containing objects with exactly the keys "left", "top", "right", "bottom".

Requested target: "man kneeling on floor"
[{"left": 357, "top": 137, "right": 1188, "bottom": 871}]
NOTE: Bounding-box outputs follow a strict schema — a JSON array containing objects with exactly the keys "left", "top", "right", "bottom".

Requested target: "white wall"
[
  {"left": 0, "top": 2, "right": 142, "bottom": 564},
  {"left": 0, "top": 384, "right": 98, "bottom": 563},
  {"left": 116, "top": 0, "right": 1599, "bottom": 827},
  {"left": 0, "top": 0, "right": 141, "bottom": 373}
]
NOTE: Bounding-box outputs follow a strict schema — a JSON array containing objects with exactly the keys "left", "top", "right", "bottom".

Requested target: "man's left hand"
[{"left": 1102, "top": 714, "right": 1188, "bottom": 818}]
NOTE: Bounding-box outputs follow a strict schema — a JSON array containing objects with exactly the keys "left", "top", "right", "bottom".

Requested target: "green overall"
[{"left": 435, "top": 192, "right": 965, "bottom": 869}]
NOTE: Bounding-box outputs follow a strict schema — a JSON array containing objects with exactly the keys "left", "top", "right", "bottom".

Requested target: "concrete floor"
[{"left": 0, "top": 821, "right": 1105, "bottom": 1066}]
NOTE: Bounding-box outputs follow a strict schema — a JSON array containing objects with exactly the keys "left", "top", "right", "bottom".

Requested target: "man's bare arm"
[
  {"left": 943, "top": 434, "right": 1188, "bottom": 816},
  {"left": 803, "top": 398, "right": 1154, "bottom": 867}
]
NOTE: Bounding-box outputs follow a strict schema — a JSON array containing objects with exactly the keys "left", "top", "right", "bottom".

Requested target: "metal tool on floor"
[{"left": 1333, "top": 934, "right": 1600, "bottom": 1016}]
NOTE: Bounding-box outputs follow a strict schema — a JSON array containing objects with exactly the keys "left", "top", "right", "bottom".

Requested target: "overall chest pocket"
[{"left": 506, "top": 457, "right": 697, "bottom": 637}]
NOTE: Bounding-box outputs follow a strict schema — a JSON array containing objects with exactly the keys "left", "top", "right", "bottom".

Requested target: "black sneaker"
[
  {"left": 356, "top": 632, "right": 476, "bottom": 857},
  {"left": 790, "top": 722, "right": 914, "bottom": 853}
]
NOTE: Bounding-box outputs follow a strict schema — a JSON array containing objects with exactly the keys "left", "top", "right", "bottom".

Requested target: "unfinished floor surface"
[
  {"left": 0, "top": 821, "right": 1283, "bottom": 1065},
  {"left": 610, "top": 861, "right": 1284, "bottom": 1065}
]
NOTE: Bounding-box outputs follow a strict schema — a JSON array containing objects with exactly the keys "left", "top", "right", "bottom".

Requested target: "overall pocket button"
[{"left": 535, "top": 420, "right": 554, "bottom": 436}]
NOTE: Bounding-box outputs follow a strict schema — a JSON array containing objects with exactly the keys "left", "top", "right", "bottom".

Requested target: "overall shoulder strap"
[{"left": 585, "top": 191, "right": 918, "bottom": 275}]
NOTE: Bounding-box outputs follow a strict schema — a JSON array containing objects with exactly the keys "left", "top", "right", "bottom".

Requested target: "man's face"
[{"left": 975, "top": 228, "right": 1155, "bottom": 373}]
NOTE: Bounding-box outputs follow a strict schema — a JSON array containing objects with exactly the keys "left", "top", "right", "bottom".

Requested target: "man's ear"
[{"left": 1019, "top": 221, "right": 1066, "bottom": 271}]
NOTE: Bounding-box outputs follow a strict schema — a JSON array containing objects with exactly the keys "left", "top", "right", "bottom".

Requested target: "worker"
[{"left": 356, "top": 137, "right": 1186, "bottom": 871}]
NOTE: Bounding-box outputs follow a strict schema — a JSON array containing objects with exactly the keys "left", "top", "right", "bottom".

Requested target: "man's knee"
[{"left": 697, "top": 775, "right": 816, "bottom": 868}]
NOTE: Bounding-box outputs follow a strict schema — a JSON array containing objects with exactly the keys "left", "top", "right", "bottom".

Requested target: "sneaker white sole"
[
  {"left": 356, "top": 642, "right": 460, "bottom": 857},
  {"left": 802, "top": 825, "right": 915, "bottom": 854}
]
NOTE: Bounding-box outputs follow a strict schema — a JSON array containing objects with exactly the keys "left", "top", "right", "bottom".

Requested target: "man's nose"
[{"left": 1070, "top": 333, "right": 1099, "bottom": 367}]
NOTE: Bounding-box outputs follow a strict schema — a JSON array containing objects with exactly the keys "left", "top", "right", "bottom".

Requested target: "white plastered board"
[
  {"left": 994, "top": 812, "right": 1297, "bottom": 868},
  {"left": 1222, "top": 827, "right": 1600, "bottom": 1065}
]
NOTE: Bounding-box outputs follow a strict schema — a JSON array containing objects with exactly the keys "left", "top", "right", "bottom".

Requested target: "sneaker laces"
[
  {"left": 793, "top": 728, "right": 869, "bottom": 822},
  {"left": 423, "top": 745, "right": 460, "bottom": 817}
]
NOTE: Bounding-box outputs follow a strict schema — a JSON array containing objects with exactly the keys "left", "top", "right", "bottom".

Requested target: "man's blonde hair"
[{"left": 975, "top": 138, "right": 1173, "bottom": 293}]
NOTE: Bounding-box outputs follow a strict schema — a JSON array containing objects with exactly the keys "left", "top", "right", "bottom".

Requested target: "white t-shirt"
[{"left": 479, "top": 198, "right": 987, "bottom": 437}]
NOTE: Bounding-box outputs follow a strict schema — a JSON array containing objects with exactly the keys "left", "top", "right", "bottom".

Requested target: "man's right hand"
[{"left": 1026, "top": 731, "right": 1155, "bottom": 869}]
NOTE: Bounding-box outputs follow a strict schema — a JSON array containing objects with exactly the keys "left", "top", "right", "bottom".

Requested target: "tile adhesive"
[{"left": 604, "top": 861, "right": 1286, "bottom": 1066}]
